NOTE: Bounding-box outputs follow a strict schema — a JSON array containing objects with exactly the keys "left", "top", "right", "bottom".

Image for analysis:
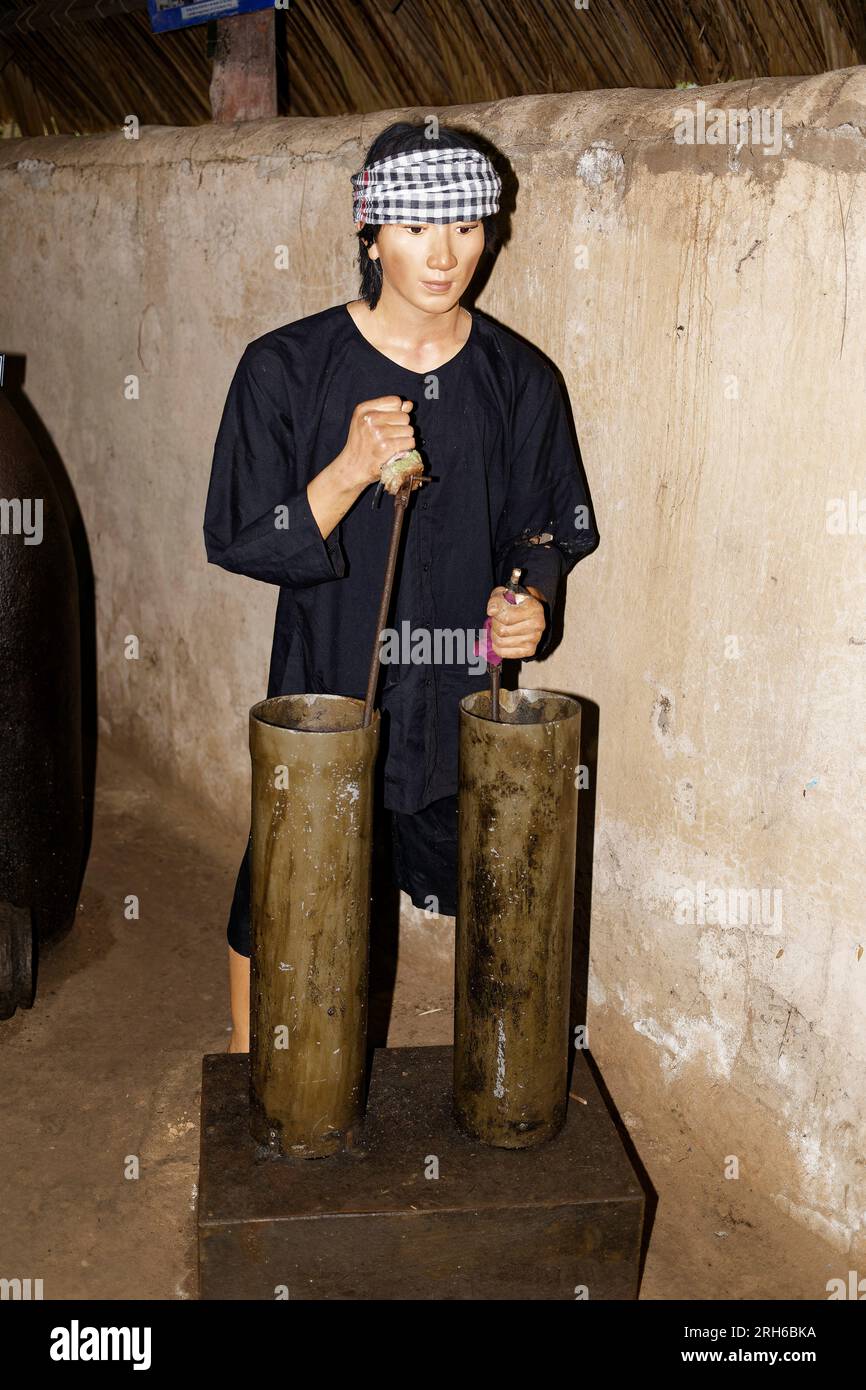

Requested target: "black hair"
[{"left": 355, "top": 121, "right": 501, "bottom": 309}]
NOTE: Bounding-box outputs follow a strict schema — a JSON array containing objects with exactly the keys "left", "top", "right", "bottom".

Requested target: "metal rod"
[
  {"left": 487, "top": 572, "right": 524, "bottom": 722},
  {"left": 490, "top": 663, "right": 500, "bottom": 721},
  {"left": 363, "top": 482, "right": 412, "bottom": 728}
]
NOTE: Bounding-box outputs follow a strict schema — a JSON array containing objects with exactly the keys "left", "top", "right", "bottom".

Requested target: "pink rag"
[{"left": 474, "top": 590, "right": 519, "bottom": 667}]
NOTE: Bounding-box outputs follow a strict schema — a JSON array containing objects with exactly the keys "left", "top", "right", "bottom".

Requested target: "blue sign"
[{"left": 147, "top": 0, "right": 281, "bottom": 35}]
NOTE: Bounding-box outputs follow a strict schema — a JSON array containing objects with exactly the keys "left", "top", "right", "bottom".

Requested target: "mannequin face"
[{"left": 357, "top": 219, "right": 485, "bottom": 315}]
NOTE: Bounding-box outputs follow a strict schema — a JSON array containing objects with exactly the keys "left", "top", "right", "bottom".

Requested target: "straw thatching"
[{"left": 1, "top": 0, "right": 865, "bottom": 138}]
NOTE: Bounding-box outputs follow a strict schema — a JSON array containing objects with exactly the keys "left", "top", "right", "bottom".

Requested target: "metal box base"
[{"left": 197, "top": 1045, "right": 644, "bottom": 1300}]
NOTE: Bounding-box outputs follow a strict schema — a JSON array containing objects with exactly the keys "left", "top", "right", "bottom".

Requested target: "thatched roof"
[{"left": 1, "top": 0, "right": 865, "bottom": 138}]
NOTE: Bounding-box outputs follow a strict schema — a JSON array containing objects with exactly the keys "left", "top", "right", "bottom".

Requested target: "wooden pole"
[{"left": 210, "top": 11, "right": 276, "bottom": 123}]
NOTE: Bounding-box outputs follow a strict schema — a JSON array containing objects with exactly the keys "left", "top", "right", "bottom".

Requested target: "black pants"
[{"left": 226, "top": 792, "right": 458, "bottom": 957}]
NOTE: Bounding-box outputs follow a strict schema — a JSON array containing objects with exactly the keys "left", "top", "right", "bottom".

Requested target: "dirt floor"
[{"left": 0, "top": 743, "right": 842, "bottom": 1300}]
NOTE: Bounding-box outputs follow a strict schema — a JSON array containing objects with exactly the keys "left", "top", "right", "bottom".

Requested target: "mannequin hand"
[
  {"left": 485, "top": 586, "right": 547, "bottom": 659},
  {"left": 339, "top": 396, "right": 415, "bottom": 489}
]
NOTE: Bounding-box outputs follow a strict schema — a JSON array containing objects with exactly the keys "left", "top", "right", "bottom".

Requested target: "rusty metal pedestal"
[{"left": 197, "top": 1045, "right": 644, "bottom": 1300}]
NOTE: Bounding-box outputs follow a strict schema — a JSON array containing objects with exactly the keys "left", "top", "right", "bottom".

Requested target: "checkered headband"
[{"left": 351, "top": 147, "right": 501, "bottom": 225}]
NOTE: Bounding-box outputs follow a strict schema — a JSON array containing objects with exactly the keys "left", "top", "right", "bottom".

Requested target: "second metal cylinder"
[
  {"left": 454, "top": 688, "right": 582, "bottom": 1148},
  {"left": 248, "top": 694, "right": 379, "bottom": 1159}
]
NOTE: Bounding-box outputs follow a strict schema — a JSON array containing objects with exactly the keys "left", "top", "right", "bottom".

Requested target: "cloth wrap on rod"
[{"left": 351, "top": 147, "right": 501, "bottom": 225}]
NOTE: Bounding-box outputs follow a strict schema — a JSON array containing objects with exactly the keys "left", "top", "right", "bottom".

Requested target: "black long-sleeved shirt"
[{"left": 204, "top": 303, "right": 599, "bottom": 813}]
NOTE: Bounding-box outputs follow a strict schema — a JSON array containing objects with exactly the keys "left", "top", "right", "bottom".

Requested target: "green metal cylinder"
[
  {"left": 454, "top": 688, "right": 582, "bottom": 1148},
  {"left": 248, "top": 694, "right": 379, "bottom": 1159}
]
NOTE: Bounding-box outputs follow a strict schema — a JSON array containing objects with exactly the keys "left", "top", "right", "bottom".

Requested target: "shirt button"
[{"left": 423, "top": 562, "right": 430, "bottom": 572}]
